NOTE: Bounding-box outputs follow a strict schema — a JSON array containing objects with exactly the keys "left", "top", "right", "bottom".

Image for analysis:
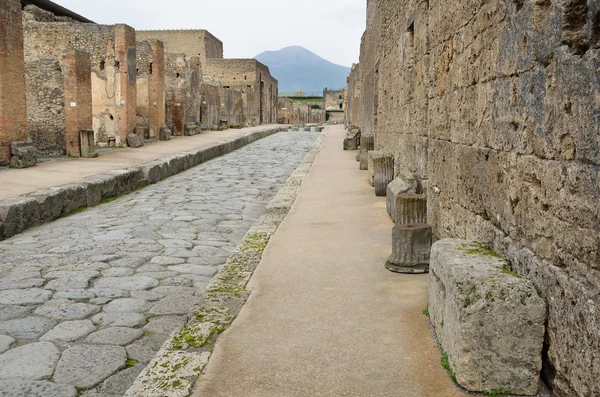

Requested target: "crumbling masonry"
[{"left": 347, "top": 0, "right": 600, "bottom": 395}]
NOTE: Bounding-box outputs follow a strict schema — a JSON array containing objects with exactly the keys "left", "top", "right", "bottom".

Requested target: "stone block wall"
[
  {"left": 324, "top": 89, "right": 345, "bottom": 111},
  {"left": 352, "top": 0, "right": 600, "bottom": 395},
  {"left": 0, "top": 0, "right": 29, "bottom": 165},
  {"left": 136, "top": 30, "right": 223, "bottom": 64},
  {"left": 23, "top": 17, "right": 137, "bottom": 147},
  {"left": 25, "top": 58, "right": 65, "bottom": 155},
  {"left": 201, "top": 82, "right": 221, "bottom": 129},
  {"left": 219, "top": 87, "right": 244, "bottom": 128},
  {"left": 136, "top": 40, "right": 166, "bottom": 139},
  {"left": 345, "top": 63, "right": 360, "bottom": 129},
  {"left": 62, "top": 50, "right": 92, "bottom": 157}
]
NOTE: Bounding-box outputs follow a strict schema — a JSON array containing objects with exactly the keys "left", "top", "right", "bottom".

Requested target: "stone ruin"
[{"left": 346, "top": 0, "right": 600, "bottom": 395}]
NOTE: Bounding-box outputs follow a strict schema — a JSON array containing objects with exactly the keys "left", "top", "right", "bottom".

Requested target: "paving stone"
[
  {"left": 34, "top": 300, "right": 100, "bottom": 321},
  {"left": 136, "top": 264, "right": 167, "bottom": 272},
  {"left": 91, "top": 313, "right": 147, "bottom": 328},
  {"left": 150, "top": 256, "right": 185, "bottom": 265},
  {"left": 88, "top": 289, "right": 129, "bottom": 299},
  {"left": 86, "top": 327, "right": 144, "bottom": 346},
  {"left": 103, "top": 298, "right": 151, "bottom": 313},
  {"left": 101, "top": 268, "right": 135, "bottom": 277},
  {"left": 53, "top": 345, "right": 126, "bottom": 389},
  {"left": 100, "top": 365, "right": 143, "bottom": 395},
  {"left": 0, "top": 289, "right": 52, "bottom": 305},
  {"left": 109, "top": 258, "right": 147, "bottom": 269},
  {"left": 130, "top": 290, "right": 163, "bottom": 301},
  {"left": 54, "top": 290, "right": 96, "bottom": 302},
  {"left": 125, "top": 341, "right": 156, "bottom": 364},
  {"left": 157, "top": 240, "right": 193, "bottom": 249},
  {"left": 168, "top": 264, "right": 218, "bottom": 277},
  {"left": 90, "top": 298, "right": 112, "bottom": 305},
  {"left": 148, "top": 295, "right": 202, "bottom": 316},
  {"left": 163, "top": 248, "right": 198, "bottom": 258},
  {"left": 135, "top": 271, "right": 178, "bottom": 280},
  {"left": 40, "top": 320, "right": 96, "bottom": 343},
  {"left": 0, "top": 335, "right": 14, "bottom": 353},
  {"left": 143, "top": 316, "right": 186, "bottom": 335},
  {"left": 0, "top": 305, "right": 32, "bottom": 321},
  {"left": 151, "top": 286, "right": 196, "bottom": 296},
  {"left": 0, "top": 278, "right": 45, "bottom": 291},
  {"left": 0, "top": 380, "right": 77, "bottom": 397},
  {"left": 0, "top": 317, "right": 57, "bottom": 340},
  {"left": 94, "top": 277, "right": 159, "bottom": 291},
  {"left": 0, "top": 342, "right": 60, "bottom": 380}
]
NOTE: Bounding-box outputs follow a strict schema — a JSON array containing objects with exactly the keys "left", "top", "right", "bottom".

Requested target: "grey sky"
[{"left": 52, "top": 0, "right": 366, "bottom": 67}]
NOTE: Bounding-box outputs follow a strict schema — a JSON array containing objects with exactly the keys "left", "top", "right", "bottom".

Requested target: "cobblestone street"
[{"left": 0, "top": 131, "right": 320, "bottom": 397}]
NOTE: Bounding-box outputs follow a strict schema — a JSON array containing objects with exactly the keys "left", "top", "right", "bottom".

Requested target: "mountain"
[{"left": 255, "top": 46, "right": 351, "bottom": 94}]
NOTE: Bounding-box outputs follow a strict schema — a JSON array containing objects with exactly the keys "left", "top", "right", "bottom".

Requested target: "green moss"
[
  {"left": 500, "top": 266, "right": 521, "bottom": 278},
  {"left": 239, "top": 233, "right": 269, "bottom": 252},
  {"left": 422, "top": 305, "right": 430, "bottom": 318},
  {"left": 483, "top": 388, "right": 513, "bottom": 396},
  {"left": 100, "top": 194, "right": 123, "bottom": 204},
  {"left": 459, "top": 242, "right": 501, "bottom": 257},
  {"left": 440, "top": 352, "right": 457, "bottom": 382},
  {"left": 126, "top": 358, "right": 139, "bottom": 368}
]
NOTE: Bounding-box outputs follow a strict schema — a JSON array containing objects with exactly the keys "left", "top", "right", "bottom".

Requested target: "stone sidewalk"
[
  {"left": 192, "top": 125, "right": 469, "bottom": 397},
  {"left": 0, "top": 125, "right": 280, "bottom": 201},
  {"left": 0, "top": 131, "right": 320, "bottom": 397}
]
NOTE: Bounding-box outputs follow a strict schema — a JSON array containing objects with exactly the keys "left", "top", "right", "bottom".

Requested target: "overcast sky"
[{"left": 52, "top": 0, "right": 366, "bottom": 67}]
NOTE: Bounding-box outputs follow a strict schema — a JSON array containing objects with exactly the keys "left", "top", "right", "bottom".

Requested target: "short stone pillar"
[
  {"left": 159, "top": 126, "right": 172, "bottom": 141},
  {"left": 389, "top": 192, "right": 427, "bottom": 225},
  {"left": 9, "top": 142, "right": 38, "bottom": 169},
  {"left": 386, "top": 224, "right": 432, "bottom": 274},
  {"left": 127, "top": 133, "right": 144, "bottom": 148},
  {"left": 372, "top": 153, "right": 394, "bottom": 196},
  {"left": 367, "top": 150, "right": 383, "bottom": 187},
  {"left": 79, "top": 130, "right": 96, "bottom": 158},
  {"left": 429, "top": 239, "right": 546, "bottom": 395},
  {"left": 359, "top": 136, "right": 374, "bottom": 170},
  {"left": 184, "top": 123, "right": 200, "bottom": 136},
  {"left": 343, "top": 138, "right": 358, "bottom": 151}
]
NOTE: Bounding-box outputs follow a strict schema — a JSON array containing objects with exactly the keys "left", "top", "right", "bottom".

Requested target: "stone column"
[
  {"left": 373, "top": 153, "right": 394, "bottom": 196},
  {"left": 63, "top": 50, "right": 93, "bottom": 157},
  {"left": 385, "top": 224, "right": 432, "bottom": 274},
  {"left": 0, "top": 0, "right": 29, "bottom": 166},
  {"left": 390, "top": 193, "right": 427, "bottom": 225},
  {"left": 367, "top": 150, "right": 383, "bottom": 187},
  {"left": 148, "top": 40, "right": 165, "bottom": 140},
  {"left": 359, "top": 136, "right": 374, "bottom": 170}
]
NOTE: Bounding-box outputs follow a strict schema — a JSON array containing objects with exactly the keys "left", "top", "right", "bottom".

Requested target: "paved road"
[{"left": 0, "top": 130, "right": 320, "bottom": 397}]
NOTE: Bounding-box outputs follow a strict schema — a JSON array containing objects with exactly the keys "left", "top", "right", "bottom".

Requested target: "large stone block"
[
  {"left": 373, "top": 153, "right": 394, "bottom": 196},
  {"left": 159, "top": 126, "right": 172, "bottom": 141},
  {"left": 428, "top": 239, "right": 546, "bottom": 395},
  {"left": 79, "top": 130, "right": 96, "bottom": 158},
  {"left": 386, "top": 224, "right": 431, "bottom": 274},
  {"left": 343, "top": 138, "right": 358, "bottom": 151},
  {"left": 388, "top": 192, "right": 427, "bottom": 226},
  {"left": 359, "top": 136, "right": 374, "bottom": 170},
  {"left": 367, "top": 150, "right": 384, "bottom": 187},
  {"left": 9, "top": 142, "right": 37, "bottom": 169},
  {"left": 184, "top": 123, "right": 200, "bottom": 136},
  {"left": 386, "top": 177, "right": 417, "bottom": 220},
  {"left": 127, "top": 133, "right": 144, "bottom": 149}
]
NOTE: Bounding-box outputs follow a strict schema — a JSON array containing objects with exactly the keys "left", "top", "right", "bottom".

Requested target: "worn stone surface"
[
  {"left": 0, "top": 131, "right": 320, "bottom": 393},
  {"left": 386, "top": 224, "right": 431, "bottom": 274},
  {"left": 0, "top": 380, "right": 76, "bottom": 397},
  {"left": 9, "top": 142, "right": 38, "bottom": 169},
  {"left": 0, "top": 335, "right": 14, "bottom": 353},
  {"left": 429, "top": 239, "right": 546, "bottom": 395},
  {"left": 86, "top": 327, "right": 144, "bottom": 346},
  {"left": 351, "top": 1, "right": 600, "bottom": 394},
  {"left": 53, "top": 345, "right": 127, "bottom": 389},
  {"left": 372, "top": 152, "right": 394, "bottom": 196},
  {"left": 0, "top": 288, "right": 52, "bottom": 305},
  {"left": 0, "top": 342, "right": 60, "bottom": 381},
  {"left": 386, "top": 176, "right": 416, "bottom": 221}
]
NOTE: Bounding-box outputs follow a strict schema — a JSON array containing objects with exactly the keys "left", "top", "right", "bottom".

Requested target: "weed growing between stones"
[
  {"left": 126, "top": 359, "right": 139, "bottom": 368},
  {"left": 500, "top": 266, "right": 521, "bottom": 278},
  {"left": 483, "top": 387, "right": 513, "bottom": 396},
  {"left": 422, "top": 305, "right": 429, "bottom": 317},
  {"left": 440, "top": 352, "right": 457, "bottom": 382}
]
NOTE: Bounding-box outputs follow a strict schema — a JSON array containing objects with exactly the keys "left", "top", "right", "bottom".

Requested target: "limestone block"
[
  {"left": 428, "top": 239, "right": 546, "bottom": 395},
  {"left": 9, "top": 142, "right": 37, "bottom": 169},
  {"left": 184, "top": 123, "right": 200, "bottom": 136},
  {"left": 373, "top": 153, "right": 394, "bottom": 196},
  {"left": 367, "top": 150, "right": 384, "bottom": 187},
  {"left": 343, "top": 138, "right": 358, "bottom": 151},
  {"left": 159, "top": 126, "right": 172, "bottom": 141},
  {"left": 386, "top": 224, "right": 431, "bottom": 274},
  {"left": 386, "top": 177, "right": 417, "bottom": 219},
  {"left": 126, "top": 133, "right": 144, "bottom": 148},
  {"left": 79, "top": 130, "right": 96, "bottom": 158},
  {"left": 0, "top": 197, "right": 40, "bottom": 239},
  {"left": 387, "top": 190, "right": 427, "bottom": 226},
  {"left": 359, "top": 136, "right": 374, "bottom": 170}
]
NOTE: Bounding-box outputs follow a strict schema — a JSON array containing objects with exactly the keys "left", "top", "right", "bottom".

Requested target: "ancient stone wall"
[
  {"left": 0, "top": 0, "right": 29, "bottom": 165},
  {"left": 136, "top": 30, "right": 223, "bottom": 64},
  {"left": 324, "top": 89, "right": 345, "bottom": 111},
  {"left": 24, "top": 58, "right": 65, "bottom": 155},
  {"left": 354, "top": 0, "right": 600, "bottom": 395},
  {"left": 219, "top": 87, "right": 244, "bottom": 128},
  {"left": 277, "top": 98, "right": 324, "bottom": 125},
  {"left": 345, "top": 63, "right": 361, "bottom": 129},
  {"left": 201, "top": 82, "right": 221, "bottom": 129},
  {"left": 136, "top": 40, "right": 166, "bottom": 139},
  {"left": 23, "top": 19, "right": 137, "bottom": 146},
  {"left": 62, "top": 50, "right": 92, "bottom": 157},
  {"left": 203, "top": 59, "right": 278, "bottom": 125},
  {"left": 165, "top": 53, "right": 201, "bottom": 135}
]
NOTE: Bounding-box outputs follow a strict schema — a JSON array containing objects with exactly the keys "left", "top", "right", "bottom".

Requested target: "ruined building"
[
  {"left": 324, "top": 88, "right": 346, "bottom": 123},
  {"left": 348, "top": 0, "right": 600, "bottom": 395}
]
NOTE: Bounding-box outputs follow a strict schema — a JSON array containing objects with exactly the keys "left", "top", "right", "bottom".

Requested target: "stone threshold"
[
  {"left": 123, "top": 130, "right": 326, "bottom": 397},
  {"left": 0, "top": 127, "right": 287, "bottom": 241}
]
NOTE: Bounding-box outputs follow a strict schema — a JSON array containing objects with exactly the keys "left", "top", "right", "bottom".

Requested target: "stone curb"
[
  {"left": 0, "top": 127, "right": 286, "bottom": 241},
  {"left": 124, "top": 130, "right": 326, "bottom": 397}
]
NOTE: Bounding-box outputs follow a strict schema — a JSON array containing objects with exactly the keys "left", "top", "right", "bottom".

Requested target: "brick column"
[
  {"left": 148, "top": 40, "right": 165, "bottom": 140},
  {"left": 114, "top": 24, "right": 137, "bottom": 146},
  {"left": 0, "top": 0, "right": 28, "bottom": 165},
  {"left": 63, "top": 50, "right": 92, "bottom": 157}
]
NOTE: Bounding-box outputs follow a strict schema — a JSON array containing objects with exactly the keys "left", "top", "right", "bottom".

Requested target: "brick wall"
[
  {"left": 62, "top": 50, "right": 92, "bottom": 157},
  {"left": 0, "top": 0, "right": 28, "bottom": 165}
]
